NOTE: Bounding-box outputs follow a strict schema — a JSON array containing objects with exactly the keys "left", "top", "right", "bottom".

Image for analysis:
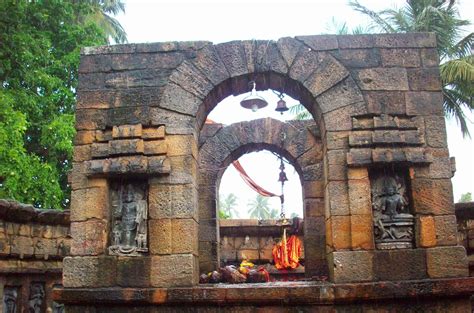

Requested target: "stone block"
[
  {"left": 277, "top": 37, "right": 303, "bottom": 67},
  {"left": 304, "top": 52, "right": 348, "bottom": 97},
  {"left": 417, "top": 215, "right": 437, "bottom": 248},
  {"left": 363, "top": 91, "right": 406, "bottom": 115},
  {"left": 303, "top": 180, "right": 324, "bottom": 198},
  {"left": 90, "top": 143, "right": 109, "bottom": 158},
  {"left": 34, "top": 238, "right": 58, "bottom": 258},
  {"left": 316, "top": 77, "right": 364, "bottom": 114},
  {"left": 411, "top": 179, "right": 454, "bottom": 215},
  {"left": 252, "top": 40, "right": 288, "bottom": 74},
  {"left": 74, "top": 130, "right": 96, "bottom": 145},
  {"left": 333, "top": 48, "right": 380, "bottom": 68},
  {"left": 346, "top": 148, "right": 372, "bottom": 166},
  {"left": 172, "top": 219, "right": 198, "bottom": 255},
  {"left": 70, "top": 220, "right": 107, "bottom": 256},
  {"left": 348, "top": 131, "right": 372, "bottom": 147},
  {"left": 106, "top": 106, "right": 150, "bottom": 127},
  {"left": 160, "top": 82, "right": 201, "bottom": 116},
  {"left": 351, "top": 215, "right": 374, "bottom": 250},
  {"left": 63, "top": 256, "right": 117, "bottom": 288},
  {"left": 105, "top": 68, "right": 171, "bottom": 89},
  {"left": 380, "top": 48, "right": 421, "bottom": 67},
  {"left": 70, "top": 186, "right": 108, "bottom": 221},
  {"left": 348, "top": 179, "right": 371, "bottom": 215},
  {"left": 424, "top": 116, "right": 447, "bottom": 148},
  {"left": 426, "top": 246, "right": 469, "bottom": 278},
  {"left": 10, "top": 236, "right": 34, "bottom": 257},
  {"left": 73, "top": 145, "right": 91, "bottom": 162},
  {"left": 421, "top": 48, "right": 439, "bottom": 67},
  {"left": 329, "top": 250, "right": 374, "bottom": 283},
  {"left": 353, "top": 68, "right": 409, "bottom": 91},
  {"left": 326, "top": 131, "right": 350, "bottom": 150},
  {"left": 108, "top": 139, "right": 144, "bottom": 156},
  {"left": 407, "top": 68, "right": 442, "bottom": 91},
  {"left": 374, "top": 33, "right": 436, "bottom": 48},
  {"left": 166, "top": 135, "right": 197, "bottom": 158},
  {"left": 323, "top": 101, "right": 368, "bottom": 132},
  {"left": 289, "top": 49, "right": 320, "bottom": 82},
  {"left": 326, "top": 181, "right": 350, "bottom": 216},
  {"left": 414, "top": 149, "right": 451, "bottom": 179},
  {"left": 95, "top": 129, "right": 112, "bottom": 142},
  {"left": 372, "top": 130, "right": 403, "bottom": 144},
  {"left": 215, "top": 42, "right": 248, "bottom": 78},
  {"left": 434, "top": 215, "right": 458, "bottom": 246},
  {"left": 329, "top": 216, "right": 351, "bottom": 250},
  {"left": 352, "top": 117, "right": 374, "bottom": 130},
  {"left": 347, "top": 167, "right": 368, "bottom": 180},
  {"left": 144, "top": 140, "right": 168, "bottom": 155},
  {"left": 305, "top": 198, "right": 325, "bottom": 218},
  {"left": 112, "top": 124, "right": 143, "bottom": 139},
  {"left": 191, "top": 45, "right": 229, "bottom": 85},
  {"left": 296, "top": 35, "right": 338, "bottom": 51},
  {"left": 405, "top": 91, "right": 444, "bottom": 116},
  {"left": 149, "top": 184, "right": 197, "bottom": 219},
  {"left": 149, "top": 219, "right": 171, "bottom": 255},
  {"left": 199, "top": 219, "right": 218, "bottom": 242},
  {"left": 116, "top": 257, "right": 151, "bottom": 287},
  {"left": 374, "top": 249, "right": 427, "bottom": 281},
  {"left": 150, "top": 254, "right": 197, "bottom": 287},
  {"left": 142, "top": 126, "right": 165, "bottom": 140},
  {"left": 75, "top": 109, "right": 107, "bottom": 130},
  {"left": 337, "top": 34, "right": 374, "bottom": 48}
]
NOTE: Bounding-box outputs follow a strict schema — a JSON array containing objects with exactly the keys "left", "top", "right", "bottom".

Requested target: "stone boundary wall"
[
  {"left": 0, "top": 199, "right": 70, "bottom": 313},
  {"left": 456, "top": 201, "right": 474, "bottom": 275}
]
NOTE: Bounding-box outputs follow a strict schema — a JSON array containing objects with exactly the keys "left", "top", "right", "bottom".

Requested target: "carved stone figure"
[
  {"left": 28, "top": 283, "right": 45, "bottom": 313},
  {"left": 3, "top": 287, "right": 18, "bottom": 313},
  {"left": 109, "top": 182, "right": 148, "bottom": 256},
  {"left": 371, "top": 172, "right": 414, "bottom": 249}
]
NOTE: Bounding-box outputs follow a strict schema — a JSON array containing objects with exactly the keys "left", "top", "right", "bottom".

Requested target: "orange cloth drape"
[
  {"left": 232, "top": 160, "right": 280, "bottom": 198},
  {"left": 272, "top": 230, "right": 301, "bottom": 270}
]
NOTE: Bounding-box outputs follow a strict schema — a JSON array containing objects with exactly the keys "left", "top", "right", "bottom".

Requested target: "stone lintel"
[{"left": 53, "top": 277, "right": 474, "bottom": 305}]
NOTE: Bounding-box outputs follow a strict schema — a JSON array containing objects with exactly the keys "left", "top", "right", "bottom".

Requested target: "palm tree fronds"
[{"left": 441, "top": 57, "right": 474, "bottom": 84}]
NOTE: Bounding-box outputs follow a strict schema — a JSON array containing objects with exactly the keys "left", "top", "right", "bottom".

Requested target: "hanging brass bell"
[{"left": 275, "top": 98, "right": 289, "bottom": 114}]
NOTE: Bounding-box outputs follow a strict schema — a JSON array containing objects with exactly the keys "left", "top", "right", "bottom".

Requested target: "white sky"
[{"left": 117, "top": 0, "right": 474, "bottom": 217}]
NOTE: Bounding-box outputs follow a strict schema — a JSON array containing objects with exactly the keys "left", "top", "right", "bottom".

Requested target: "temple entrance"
[{"left": 217, "top": 149, "right": 307, "bottom": 282}]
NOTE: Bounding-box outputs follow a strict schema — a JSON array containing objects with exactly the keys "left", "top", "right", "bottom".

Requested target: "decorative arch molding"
[
  {"left": 198, "top": 118, "right": 326, "bottom": 277},
  {"left": 160, "top": 36, "right": 368, "bottom": 134}
]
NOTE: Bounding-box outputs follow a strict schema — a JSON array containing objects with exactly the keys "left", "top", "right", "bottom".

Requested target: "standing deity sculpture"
[
  {"left": 371, "top": 171, "right": 414, "bottom": 249},
  {"left": 3, "top": 287, "right": 18, "bottom": 313},
  {"left": 109, "top": 182, "right": 148, "bottom": 256},
  {"left": 28, "top": 283, "right": 45, "bottom": 313}
]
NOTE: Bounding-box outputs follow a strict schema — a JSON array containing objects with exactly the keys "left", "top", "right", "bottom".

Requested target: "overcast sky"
[{"left": 117, "top": 0, "right": 474, "bottom": 217}]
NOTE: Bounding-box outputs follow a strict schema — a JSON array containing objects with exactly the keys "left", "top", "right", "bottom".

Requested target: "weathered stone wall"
[
  {"left": 0, "top": 199, "right": 70, "bottom": 312},
  {"left": 57, "top": 33, "right": 472, "bottom": 311},
  {"left": 456, "top": 202, "right": 474, "bottom": 275}
]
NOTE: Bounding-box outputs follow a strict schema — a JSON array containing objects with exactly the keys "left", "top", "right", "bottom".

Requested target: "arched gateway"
[{"left": 56, "top": 33, "right": 473, "bottom": 311}]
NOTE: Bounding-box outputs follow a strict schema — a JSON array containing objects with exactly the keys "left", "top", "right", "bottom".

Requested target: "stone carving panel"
[
  {"left": 28, "top": 283, "right": 45, "bottom": 313},
  {"left": 109, "top": 181, "right": 148, "bottom": 256},
  {"left": 371, "top": 169, "right": 414, "bottom": 249},
  {"left": 3, "top": 287, "right": 19, "bottom": 313}
]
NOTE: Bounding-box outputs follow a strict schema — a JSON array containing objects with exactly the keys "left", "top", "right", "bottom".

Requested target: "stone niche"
[
  {"left": 370, "top": 167, "right": 414, "bottom": 250},
  {"left": 108, "top": 180, "right": 148, "bottom": 256}
]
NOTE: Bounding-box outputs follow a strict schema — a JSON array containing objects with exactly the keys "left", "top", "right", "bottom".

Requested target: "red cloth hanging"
[{"left": 232, "top": 160, "right": 280, "bottom": 198}]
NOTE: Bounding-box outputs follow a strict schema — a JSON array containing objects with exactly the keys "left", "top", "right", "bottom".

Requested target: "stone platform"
[{"left": 54, "top": 277, "right": 474, "bottom": 311}]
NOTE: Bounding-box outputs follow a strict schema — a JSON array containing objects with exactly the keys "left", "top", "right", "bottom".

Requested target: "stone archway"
[
  {"left": 64, "top": 34, "right": 469, "bottom": 307},
  {"left": 198, "top": 118, "right": 325, "bottom": 277}
]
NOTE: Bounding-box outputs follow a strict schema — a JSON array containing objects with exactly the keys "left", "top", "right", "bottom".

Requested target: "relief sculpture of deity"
[
  {"left": 109, "top": 182, "right": 148, "bottom": 256},
  {"left": 371, "top": 171, "right": 414, "bottom": 249},
  {"left": 28, "top": 283, "right": 45, "bottom": 313},
  {"left": 3, "top": 287, "right": 18, "bottom": 313}
]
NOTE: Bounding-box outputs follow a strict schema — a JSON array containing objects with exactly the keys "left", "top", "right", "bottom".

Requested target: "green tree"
[
  {"left": 350, "top": 0, "right": 474, "bottom": 137},
  {"left": 247, "top": 195, "right": 273, "bottom": 220},
  {"left": 0, "top": 1, "right": 125, "bottom": 209},
  {"left": 459, "top": 192, "right": 472, "bottom": 202},
  {"left": 218, "top": 193, "right": 239, "bottom": 219}
]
